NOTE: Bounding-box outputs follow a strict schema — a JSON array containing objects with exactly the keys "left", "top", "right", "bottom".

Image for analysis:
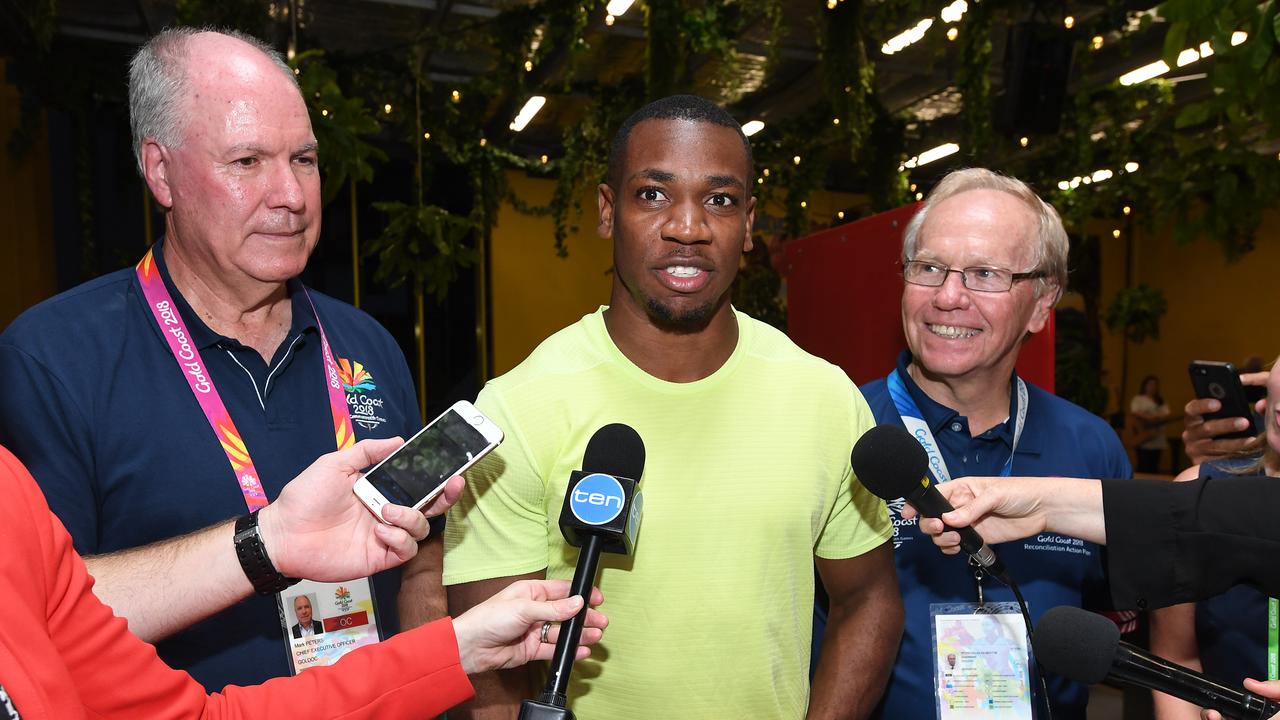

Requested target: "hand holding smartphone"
[
  {"left": 1189, "top": 361, "right": 1259, "bottom": 440},
  {"left": 353, "top": 400, "right": 503, "bottom": 520}
]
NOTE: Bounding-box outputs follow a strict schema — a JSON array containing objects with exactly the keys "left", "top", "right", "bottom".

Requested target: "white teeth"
[
  {"left": 928, "top": 324, "right": 980, "bottom": 339},
  {"left": 665, "top": 266, "right": 701, "bottom": 278}
]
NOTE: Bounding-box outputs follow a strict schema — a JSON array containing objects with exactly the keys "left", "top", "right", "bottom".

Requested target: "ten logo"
[{"left": 570, "top": 473, "right": 625, "bottom": 525}]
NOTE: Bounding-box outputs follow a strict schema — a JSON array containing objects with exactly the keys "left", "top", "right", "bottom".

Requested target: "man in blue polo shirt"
[
  {"left": 0, "top": 28, "right": 443, "bottom": 690},
  {"left": 860, "top": 168, "right": 1131, "bottom": 720}
]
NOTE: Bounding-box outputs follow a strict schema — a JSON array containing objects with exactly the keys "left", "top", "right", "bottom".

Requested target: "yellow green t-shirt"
[{"left": 444, "top": 308, "right": 891, "bottom": 719}]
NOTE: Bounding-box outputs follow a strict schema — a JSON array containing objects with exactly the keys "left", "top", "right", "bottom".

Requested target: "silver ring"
[{"left": 540, "top": 621, "right": 553, "bottom": 644}]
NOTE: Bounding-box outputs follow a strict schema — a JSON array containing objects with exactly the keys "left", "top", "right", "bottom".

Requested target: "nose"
[
  {"left": 265, "top": 159, "right": 307, "bottom": 212},
  {"left": 661, "top": 198, "right": 709, "bottom": 245},
  {"left": 931, "top": 268, "right": 972, "bottom": 310}
]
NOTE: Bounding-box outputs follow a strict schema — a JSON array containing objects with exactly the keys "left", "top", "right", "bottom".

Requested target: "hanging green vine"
[
  {"left": 292, "top": 50, "right": 387, "bottom": 206},
  {"left": 956, "top": 0, "right": 993, "bottom": 161},
  {"left": 819, "top": 0, "right": 875, "bottom": 159}
]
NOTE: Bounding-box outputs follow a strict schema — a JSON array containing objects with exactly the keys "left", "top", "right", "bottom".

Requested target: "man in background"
[{"left": 857, "top": 168, "right": 1131, "bottom": 720}]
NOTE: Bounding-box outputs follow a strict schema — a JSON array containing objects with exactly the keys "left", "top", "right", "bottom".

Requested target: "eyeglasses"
[{"left": 903, "top": 260, "right": 1045, "bottom": 293}]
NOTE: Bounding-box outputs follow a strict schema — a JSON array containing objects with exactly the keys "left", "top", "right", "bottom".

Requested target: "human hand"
[
  {"left": 1201, "top": 677, "right": 1280, "bottom": 719},
  {"left": 257, "top": 437, "right": 465, "bottom": 581},
  {"left": 902, "top": 477, "right": 1052, "bottom": 554},
  {"left": 1182, "top": 370, "right": 1268, "bottom": 465},
  {"left": 452, "top": 579, "right": 607, "bottom": 675}
]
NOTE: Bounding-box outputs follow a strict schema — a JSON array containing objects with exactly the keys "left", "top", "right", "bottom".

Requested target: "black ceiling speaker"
[{"left": 998, "top": 22, "right": 1075, "bottom": 136}]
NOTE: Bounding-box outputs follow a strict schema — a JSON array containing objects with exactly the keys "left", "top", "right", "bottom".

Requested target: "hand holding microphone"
[
  {"left": 520, "top": 423, "right": 646, "bottom": 719},
  {"left": 850, "top": 424, "right": 1014, "bottom": 585}
]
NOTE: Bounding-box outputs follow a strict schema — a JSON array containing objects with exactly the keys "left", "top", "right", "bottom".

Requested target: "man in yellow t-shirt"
[{"left": 444, "top": 95, "right": 902, "bottom": 719}]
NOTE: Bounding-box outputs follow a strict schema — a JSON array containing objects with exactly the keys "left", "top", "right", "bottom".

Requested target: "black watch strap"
[{"left": 233, "top": 510, "right": 298, "bottom": 595}]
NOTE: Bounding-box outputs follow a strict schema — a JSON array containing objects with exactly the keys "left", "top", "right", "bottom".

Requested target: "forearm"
[
  {"left": 809, "top": 547, "right": 903, "bottom": 720},
  {"left": 84, "top": 518, "right": 251, "bottom": 642},
  {"left": 399, "top": 535, "right": 448, "bottom": 630},
  {"left": 448, "top": 667, "right": 537, "bottom": 720},
  {"left": 1038, "top": 477, "right": 1107, "bottom": 544}
]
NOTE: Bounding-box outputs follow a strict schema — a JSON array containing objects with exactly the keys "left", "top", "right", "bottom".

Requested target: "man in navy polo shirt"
[
  {"left": 860, "top": 168, "right": 1131, "bottom": 720},
  {"left": 0, "top": 28, "right": 443, "bottom": 690}
]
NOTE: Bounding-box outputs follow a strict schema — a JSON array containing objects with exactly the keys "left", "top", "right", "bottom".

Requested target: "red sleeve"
[{"left": 1, "top": 445, "right": 474, "bottom": 719}]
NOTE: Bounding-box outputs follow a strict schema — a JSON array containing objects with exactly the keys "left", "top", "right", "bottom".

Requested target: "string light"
[
  {"left": 1063, "top": 16, "right": 1075, "bottom": 29},
  {"left": 909, "top": 183, "right": 917, "bottom": 192},
  {"left": 946, "top": 27, "right": 958, "bottom": 41},
  {"left": 540, "top": 154, "right": 549, "bottom": 164},
  {"left": 762, "top": 168, "right": 770, "bottom": 177},
  {"left": 605, "top": 14, "right": 616, "bottom": 26},
  {"left": 915, "top": 192, "right": 924, "bottom": 201},
  {"left": 800, "top": 201, "right": 808, "bottom": 208},
  {"left": 827, "top": 0, "right": 837, "bottom": 8},
  {"left": 832, "top": 118, "right": 840, "bottom": 125},
  {"left": 742, "top": 120, "right": 765, "bottom": 136},
  {"left": 793, "top": 155, "right": 801, "bottom": 165},
  {"left": 479, "top": 137, "right": 487, "bottom": 147},
  {"left": 451, "top": 89, "right": 461, "bottom": 103},
  {"left": 757, "top": 177, "right": 764, "bottom": 185},
  {"left": 1122, "top": 205, "right": 1131, "bottom": 215},
  {"left": 524, "top": 60, "right": 533, "bottom": 72},
  {"left": 423, "top": 132, "right": 431, "bottom": 140},
  {"left": 510, "top": 96, "right": 547, "bottom": 132},
  {"left": 837, "top": 211, "right": 845, "bottom": 220},
  {"left": 1019, "top": 136, "right": 1029, "bottom": 147},
  {"left": 383, "top": 103, "right": 392, "bottom": 114},
  {"left": 321, "top": 109, "right": 329, "bottom": 117},
  {"left": 1112, "top": 229, "right": 1121, "bottom": 238},
  {"left": 1091, "top": 35, "right": 1105, "bottom": 50}
]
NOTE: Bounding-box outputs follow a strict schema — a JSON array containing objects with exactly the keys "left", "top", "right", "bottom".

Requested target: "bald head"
[{"left": 128, "top": 28, "right": 301, "bottom": 175}]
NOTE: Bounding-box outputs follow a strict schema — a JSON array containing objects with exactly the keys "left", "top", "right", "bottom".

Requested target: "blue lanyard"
[{"left": 886, "top": 368, "right": 1029, "bottom": 484}]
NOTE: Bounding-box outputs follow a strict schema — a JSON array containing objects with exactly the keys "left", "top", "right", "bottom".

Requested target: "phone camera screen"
[{"left": 365, "top": 412, "right": 490, "bottom": 505}]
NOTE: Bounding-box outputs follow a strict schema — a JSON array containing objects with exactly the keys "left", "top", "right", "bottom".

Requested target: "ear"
[
  {"left": 1025, "top": 283, "right": 1060, "bottom": 335},
  {"left": 742, "top": 195, "right": 757, "bottom": 253},
  {"left": 597, "top": 183, "right": 615, "bottom": 239},
  {"left": 141, "top": 140, "right": 174, "bottom": 210}
]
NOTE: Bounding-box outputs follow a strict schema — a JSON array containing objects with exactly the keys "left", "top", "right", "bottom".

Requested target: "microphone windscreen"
[
  {"left": 582, "top": 423, "right": 646, "bottom": 480},
  {"left": 850, "top": 424, "right": 930, "bottom": 501},
  {"left": 1032, "top": 605, "right": 1119, "bottom": 685}
]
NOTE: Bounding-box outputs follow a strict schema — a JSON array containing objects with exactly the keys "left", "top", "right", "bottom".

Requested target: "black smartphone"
[{"left": 1189, "top": 360, "right": 1259, "bottom": 439}]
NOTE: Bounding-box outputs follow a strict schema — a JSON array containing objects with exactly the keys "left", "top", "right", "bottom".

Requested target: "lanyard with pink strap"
[
  {"left": 136, "top": 248, "right": 356, "bottom": 514},
  {"left": 136, "top": 248, "right": 382, "bottom": 672}
]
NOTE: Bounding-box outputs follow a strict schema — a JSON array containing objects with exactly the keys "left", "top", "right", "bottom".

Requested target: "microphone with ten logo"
[
  {"left": 1034, "top": 605, "right": 1280, "bottom": 720},
  {"left": 850, "top": 424, "right": 1013, "bottom": 585},
  {"left": 518, "top": 423, "right": 646, "bottom": 720}
]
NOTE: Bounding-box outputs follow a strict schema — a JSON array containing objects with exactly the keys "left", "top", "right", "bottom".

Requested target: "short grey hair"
[
  {"left": 902, "top": 168, "right": 1069, "bottom": 299},
  {"left": 128, "top": 27, "right": 299, "bottom": 175}
]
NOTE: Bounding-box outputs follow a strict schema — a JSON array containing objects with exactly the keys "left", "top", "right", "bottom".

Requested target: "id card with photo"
[
  {"left": 280, "top": 577, "right": 381, "bottom": 674},
  {"left": 931, "top": 602, "right": 1034, "bottom": 720}
]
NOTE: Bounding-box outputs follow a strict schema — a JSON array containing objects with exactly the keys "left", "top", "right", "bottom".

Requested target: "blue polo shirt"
[
  {"left": 0, "top": 240, "right": 422, "bottom": 691},
  {"left": 862, "top": 352, "right": 1131, "bottom": 720}
]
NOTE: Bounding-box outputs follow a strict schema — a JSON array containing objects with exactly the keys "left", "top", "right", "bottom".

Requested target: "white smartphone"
[{"left": 353, "top": 399, "right": 503, "bottom": 519}]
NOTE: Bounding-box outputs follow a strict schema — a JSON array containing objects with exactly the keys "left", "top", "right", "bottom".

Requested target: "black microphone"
[
  {"left": 1034, "top": 605, "right": 1280, "bottom": 720},
  {"left": 519, "top": 424, "right": 646, "bottom": 720},
  {"left": 850, "top": 424, "right": 1013, "bottom": 585}
]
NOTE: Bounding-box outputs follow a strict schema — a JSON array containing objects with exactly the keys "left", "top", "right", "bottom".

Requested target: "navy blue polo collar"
[
  {"left": 144, "top": 239, "right": 319, "bottom": 351},
  {"left": 892, "top": 350, "right": 1044, "bottom": 455}
]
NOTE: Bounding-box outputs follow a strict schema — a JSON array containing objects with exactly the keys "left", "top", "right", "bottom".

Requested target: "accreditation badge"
[
  {"left": 930, "top": 602, "right": 1034, "bottom": 720},
  {"left": 279, "top": 577, "right": 382, "bottom": 674}
]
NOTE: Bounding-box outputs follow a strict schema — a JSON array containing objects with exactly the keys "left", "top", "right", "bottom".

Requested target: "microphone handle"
[
  {"left": 540, "top": 534, "right": 603, "bottom": 706},
  {"left": 904, "top": 484, "right": 1013, "bottom": 585},
  {"left": 1112, "top": 642, "right": 1280, "bottom": 720}
]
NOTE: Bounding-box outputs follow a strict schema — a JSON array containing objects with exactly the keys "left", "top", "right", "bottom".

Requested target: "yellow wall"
[
  {"left": 1097, "top": 211, "right": 1280, "bottom": 422},
  {"left": 0, "top": 59, "right": 56, "bottom": 329},
  {"left": 489, "top": 172, "right": 615, "bottom": 374}
]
